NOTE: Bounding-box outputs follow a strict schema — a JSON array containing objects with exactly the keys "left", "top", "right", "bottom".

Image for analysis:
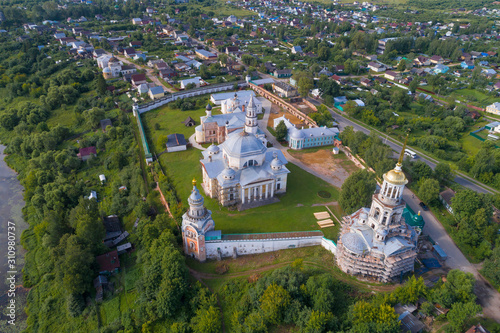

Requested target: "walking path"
[{"left": 189, "top": 133, "right": 206, "bottom": 150}]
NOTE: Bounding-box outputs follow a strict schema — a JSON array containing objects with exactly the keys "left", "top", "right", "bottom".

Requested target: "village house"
[
  {"left": 273, "top": 81, "right": 298, "bottom": 98},
  {"left": 367, "top": 62, "right": 386, "bottom": 72},
  {"left": 148, "top": 86, "right": 165, "bottom": 100},
  {"left": 195, "top": 49, "right": 217, "bottom": 60},
  {"left": 131, "top": 73, "right": 147, "bottom": 87},
  {"left": 96, "top": 250, "right": 121, "bottom": 275},
  {"left": 180, "top": 76, "right": 202, "bottom": 89},
  {"left": 486, "top": 102, "right": 500, "bottom": 115},
  {"left": 430, "top": 55, "right": 444, "bottom": 64},
  {"left": 273, "top": 69, "right": 292, "bottom": 78},
  {"left": 385, "top": 70, "right": 402, "bottom": 81},
  {"left": 439, "top": 188, "right": 455, "bottom": 214},
  {"left": 77, "top": 146, "right": 97, "bottom": 161}
]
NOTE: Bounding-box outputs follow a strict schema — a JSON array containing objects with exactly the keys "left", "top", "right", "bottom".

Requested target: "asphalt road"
[
  {"left": 327, "top": 107, "right": 496, "bottom": 194},
  {"left": 402, "top": 188, "right": 500, "bottom": 322}
]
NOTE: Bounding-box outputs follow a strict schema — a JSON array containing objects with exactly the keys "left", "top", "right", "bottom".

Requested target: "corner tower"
[{"left": 182, "top": 178, "right": 214, "bottom": 261}]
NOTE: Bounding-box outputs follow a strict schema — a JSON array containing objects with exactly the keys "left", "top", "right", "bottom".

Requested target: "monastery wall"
[
  {"left": 134, "top": 81, "right": 249, "bottom": 114},
  {"left": 204, "top": 235, "right": 336, "bottom": 259},
  {"left": 205, "top": 235, "right": 324, "bottom": 259}
]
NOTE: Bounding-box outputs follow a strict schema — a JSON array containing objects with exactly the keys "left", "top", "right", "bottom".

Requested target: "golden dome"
[
  {"left": 192, "top": 178, "right": 197, "bottom": 187},
  {"left": 383, "top": 164, "right": 408, "bottom": 185}
]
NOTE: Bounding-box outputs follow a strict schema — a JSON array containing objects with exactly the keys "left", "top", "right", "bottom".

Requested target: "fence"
[{"left": 134, "top": 81, "right": 248, "bottom": 114}]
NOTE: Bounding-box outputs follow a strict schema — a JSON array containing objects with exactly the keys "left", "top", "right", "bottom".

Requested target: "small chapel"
[
  {"left": 199, "top": 95, "right": 290, "bottom": 207},
  {"left": 336, "top": 138, "right": 419, "bottom": 282}
]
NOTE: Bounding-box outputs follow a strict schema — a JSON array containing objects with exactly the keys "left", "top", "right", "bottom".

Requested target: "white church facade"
[
  {"left": 336, "top": 139, "right": 419, "bottom": 282},
  {"left": 200, "top": 96, "right": 289, "bottom": 207}
]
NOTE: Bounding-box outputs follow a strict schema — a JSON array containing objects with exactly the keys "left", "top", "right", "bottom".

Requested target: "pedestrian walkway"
[{"left": 189, "top": 133, "right": 206, "bottom": 151}]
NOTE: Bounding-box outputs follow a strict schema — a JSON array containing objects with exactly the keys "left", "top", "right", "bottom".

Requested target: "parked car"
[{"left": 419, "top": 202, "right": 429, "bottom": 211}]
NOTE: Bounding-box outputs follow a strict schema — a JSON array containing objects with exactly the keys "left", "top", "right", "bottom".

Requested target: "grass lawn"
[
  {"left": 159, "top": 146, "right": 343, "bottom": 239},
  {"left": 141, "top": 96, "right": 214, "bottom": 152},
  {"left": 452, "top": 89, "right": 500, "bottom": 108}
]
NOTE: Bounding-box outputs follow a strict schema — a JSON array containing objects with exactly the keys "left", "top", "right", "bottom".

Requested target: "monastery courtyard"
[{"left": 142, "top": 93, "right": 359, "bottom": 242}]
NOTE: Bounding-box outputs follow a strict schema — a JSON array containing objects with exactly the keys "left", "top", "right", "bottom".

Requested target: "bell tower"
[
  {"left": 181, "top": 178, "right": 214, "bottom": 262},
  {"left": 366, "top": 135, "right": 409, "bottom": 241},
  {"left": 244, "top": 96, "right": 258, "bottom": 134}
]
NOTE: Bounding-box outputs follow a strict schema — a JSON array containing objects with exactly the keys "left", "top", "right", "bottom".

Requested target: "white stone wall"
[
  {"left": 167, "top": 145, "right": 187, "bottom": 152},
  {"left": 136, "top": 82, "right": 248, "bottom": 114},
  {"left": 205, "top": 236, "right": 323, "bottom": 259},
  {"left": 321, "top": 237, "right": 337, "bottom": 255}
]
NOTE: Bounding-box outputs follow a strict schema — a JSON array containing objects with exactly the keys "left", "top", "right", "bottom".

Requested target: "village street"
[{"left": 107, "top": 52, "right": 177, "bottom": 93}]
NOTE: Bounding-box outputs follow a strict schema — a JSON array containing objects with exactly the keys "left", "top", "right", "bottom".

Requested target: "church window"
[
  {"left": 229, "top": 193, "right": 234, "bottom": 200},
  {"left": 374, "top": 207, "right": 380, "bottom": 220},
  {"left": 277, "top": 183, "right": 281, "bottom": 190},
  {"left": 371, "top": 224, "right": 375, "bottom": 229},
  {"left": 382, "top": 212, "right": 388, "bottom": 225}
]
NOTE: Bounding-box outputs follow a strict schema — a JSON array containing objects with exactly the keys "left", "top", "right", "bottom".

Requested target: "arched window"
[
  {"left": 374, "top": 207, "right": 381, "bottom": 220},
  {"left": 382, "top": 212, "right": 388, "bottom": 225}
]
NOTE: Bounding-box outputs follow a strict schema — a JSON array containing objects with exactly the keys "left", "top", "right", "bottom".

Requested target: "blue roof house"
[
  {"left": 433, "top": 64, "right": 449, "bottom": 74},
  {"left": 461, "top": 61, "right": 474, "bottom": 69}
]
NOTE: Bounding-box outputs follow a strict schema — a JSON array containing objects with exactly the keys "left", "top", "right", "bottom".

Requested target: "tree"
[
  {"left": 417, "top": 178, "right": 440, "bottom": 204},
  {"left": 394, "top": 276, "right": 427, "bottom": 304},
  {"left": 83, "top": 107, "right": 105, "bottom": 130},
  {"left": 58, "top": 235, "right": 95, "bottom": 295},
  {"left": 339, "top": 170, "right": 377, "bottom": 214},
  {"left": 298, "top": 76, "right": 314, "bottom": 97},
  {"left": 397, "top": 60, "right": 406, "bottom": 72},
  {"left": 259, "top": 283, "right": 291, "bottom": 324},
  {"left": 433, "top": 270, "right": 476, "bottom": 308},
  {"left": 96, "top": 74, "right": 107, "bottom": 95},
  {"left": 481, "top": 246, "right": 500, "bottom": 288},
  {"left": 446, "top": 302, "right": 481, "bottom": 333},
  {"left": 409, "top": 79, "right": 419, "bottom": 94},
  {"left": 451, "top": 189, "right": 492, "bottom": 222},
  {"left": 275, "top": 120, "right": 288, "bottom": 141},
  {"left": 409, "top": 160, "right": 433, "bottom": 181},
  {"left": 190, "top": 306, "right": 221, "bottom": 333},
  {"left": 433, "top": 163, "right": 453, "bottom": 184}
]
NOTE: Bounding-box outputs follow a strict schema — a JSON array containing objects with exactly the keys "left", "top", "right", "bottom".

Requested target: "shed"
[
  {"left": 88, "top": 190, "right": 97, "bottom": 200},
  {"left": 183, "top": 116, "right": 196, "bottom": 127},
  {"left": 166, "top": 133, "right": 187, "bottom": 152},
  {"left": 439, "top": 188, "right": 455, "bottom": 214},
  {"left": 100, "top": 119, "right": 112, "bottom": 131},
  {"left": 332, "top": 147, "right": 340, "bottom": 154},
  {"left": 96, "top": 250, "right": 120, "bottom": 275},
  {"left": 117, "top": 242, "right": 132, "bottom": 254},
  {"left": 399, "top": 311, "right": 426, "bottom": 333},
  {"left": 433, "top": 244, "right": 448, "bottom": 260},
  {"left": 99, "top": 174, "right": 106, "bottom": 184}
]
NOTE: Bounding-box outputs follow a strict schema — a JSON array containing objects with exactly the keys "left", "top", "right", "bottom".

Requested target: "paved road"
[
  {"left": 402, "top": 188, "right": 500, "bottom": 323},
  {"left": 325, "top": 106, "right": 497, "bottom": 194}
]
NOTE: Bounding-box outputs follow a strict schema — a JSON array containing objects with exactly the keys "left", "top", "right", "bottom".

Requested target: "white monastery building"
[{"left": 200, "top": 97, "right": 289, "bottom": 207}]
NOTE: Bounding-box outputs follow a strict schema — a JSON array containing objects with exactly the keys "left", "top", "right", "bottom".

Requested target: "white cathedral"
[
  {"left": 200, "top": 95, "right": 290, "bottom": 207},
  {"left": 336, "top": 142, "right": 419, "bottom": 282}
]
